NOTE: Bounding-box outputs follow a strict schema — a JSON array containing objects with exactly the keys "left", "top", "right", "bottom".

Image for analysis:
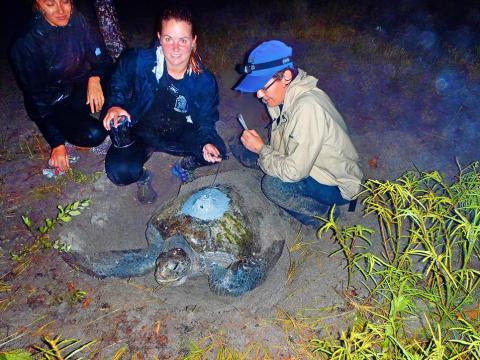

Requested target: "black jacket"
[
  {"left": 10, "top": 11, "right": 112, "bottom": 147},
  {"left": 106, "top": 42, "right": 226, "bottom": 154}
]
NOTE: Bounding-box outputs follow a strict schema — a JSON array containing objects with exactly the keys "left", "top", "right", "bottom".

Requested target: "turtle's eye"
[{"left": 167, "top": 261, "right": 178, "bottom": 271}]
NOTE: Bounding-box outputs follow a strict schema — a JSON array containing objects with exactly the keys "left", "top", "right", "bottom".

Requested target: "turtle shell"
[{"left": 149, "top": 185, "right": 259, "bottom": 259}]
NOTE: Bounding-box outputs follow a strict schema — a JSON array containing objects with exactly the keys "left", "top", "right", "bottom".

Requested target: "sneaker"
[
  {"left": 171, "top": 162, "right": 194, "bottom": 183},
  {"left": 136, "top": 170, "right": 157, "bottom": 204}
]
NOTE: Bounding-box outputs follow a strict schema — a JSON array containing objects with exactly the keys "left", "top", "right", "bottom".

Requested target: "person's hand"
[
  {"left": 202, "top": 144, "right": 222, "bottom": 163},
  {"left": 50, "top": 144, "right": 70, "bottom": 172},
  {"left": 240, "top": 129, "right": 264, "bottom": 154},
  {"left": 103, "top": 106, "right": 131, "bottom": 130},
  {"left": 86, "top": 76, "right": 105, "bottom": 113}
]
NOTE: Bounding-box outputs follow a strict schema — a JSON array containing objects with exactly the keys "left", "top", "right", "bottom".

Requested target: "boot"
[
  {"left": 228, "top": 140, "right": 260, "bottom": 169},
  {"left": 136, "top": 170, "right": 157, "bottom": 204}
]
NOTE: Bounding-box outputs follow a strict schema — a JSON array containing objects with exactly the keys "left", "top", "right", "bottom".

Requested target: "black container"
[{"left": 110, "top": 115, "right": 135, "bottom": 148}]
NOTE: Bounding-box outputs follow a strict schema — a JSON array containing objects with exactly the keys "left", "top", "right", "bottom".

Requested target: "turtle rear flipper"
[
  {"left": 62, "top": 231, "right": 165, "bottom": 278},
  {"left": 208, "top": 240, "right": 285, "bottom": 297}
]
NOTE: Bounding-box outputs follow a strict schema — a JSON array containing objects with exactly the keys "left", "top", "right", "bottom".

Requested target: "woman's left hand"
[
  {"left": 203, "top": 144, "right": 222, "bottom": 163},
  {"left": 86, "top": 76, "right": 105, "bottom": 113}
]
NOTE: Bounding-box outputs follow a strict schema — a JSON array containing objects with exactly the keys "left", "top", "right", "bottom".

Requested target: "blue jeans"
[
  {"left": 261, "top": 175, "right": 349, "bottom": 227},
  {"left": 229, "top": 139, "right": 351, "bottom": 226}
]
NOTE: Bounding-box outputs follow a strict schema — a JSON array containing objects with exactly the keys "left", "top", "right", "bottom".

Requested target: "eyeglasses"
[{"left": 258, "top": 78, "right": 278, "bottom": 95}]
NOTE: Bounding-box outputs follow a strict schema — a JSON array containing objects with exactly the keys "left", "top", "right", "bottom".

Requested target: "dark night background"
[
  {"left": 2, "top": 0, "right": 480, "bottom": 47},
  {"left": 1, "top": 1, "right": 480, "bottom": 357}
]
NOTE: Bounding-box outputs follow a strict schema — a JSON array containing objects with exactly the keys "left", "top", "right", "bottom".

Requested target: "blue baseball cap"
[{"left": 235, "top": 40, "right": 294, "bottom": 93}]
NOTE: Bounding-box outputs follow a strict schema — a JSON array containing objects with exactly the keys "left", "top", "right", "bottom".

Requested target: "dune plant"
[
  {"left": 314, "top": 161, "right": 480, "bottom": 358},
  {"left": 0, "top": 349, "right": 32, "bottom": 360},
  {"left": 183, "top": 331, "right": 275, "bottom": 360},
  {"left": 34, "top": 336, "right": 97, "bottom": 360},
  {"left": 9, "top": 199, "right": 91, "bottom": 262},
  {"left": 0, "top": 336, "right": 96, "bottom": 360},
  {"left": 27, "top": 170, "right": 102, "bottom": 201},
  {"left": 62, "top": 169, "right": 103, "bottom": 185}
]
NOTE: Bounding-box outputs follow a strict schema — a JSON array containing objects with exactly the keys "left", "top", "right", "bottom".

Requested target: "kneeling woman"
[
  {"left": 10, "top": 0, "right": 113, "bottom": 171},
  {"left": 103, "top": 7, "right": 226, "bottom": 204}
]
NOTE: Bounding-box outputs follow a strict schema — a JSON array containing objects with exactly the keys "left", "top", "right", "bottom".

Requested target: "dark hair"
[
  {"left": 158, "top": 6, "right": 201, "bottom": 75},
  {"left": 274, "top": 66, "right": 298, "bottom": 82}
]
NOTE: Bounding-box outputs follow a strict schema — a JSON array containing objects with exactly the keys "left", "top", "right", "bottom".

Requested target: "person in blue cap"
[{"left": 234, "top": 40, "right": 363, "bottom": 226}]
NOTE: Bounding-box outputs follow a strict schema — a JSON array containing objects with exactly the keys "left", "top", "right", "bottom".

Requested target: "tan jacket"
[{"left": 258, "top": 69, "right": 363, "bottom": 200}]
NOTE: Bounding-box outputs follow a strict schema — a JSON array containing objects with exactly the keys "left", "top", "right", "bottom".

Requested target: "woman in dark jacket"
[
  {"left": 10, "top": 0, "right": 113, "bottom": 171},
  {"left": 102, "top": 7, "right": 227, "bottom": 204}
]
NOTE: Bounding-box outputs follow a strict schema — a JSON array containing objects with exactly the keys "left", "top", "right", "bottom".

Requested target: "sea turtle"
[
  {"left": 148, "top": 186, "right": 284, "bottom": 296},
  {"left": 63, "top": 184, "right": 284, "bottom": 297}
]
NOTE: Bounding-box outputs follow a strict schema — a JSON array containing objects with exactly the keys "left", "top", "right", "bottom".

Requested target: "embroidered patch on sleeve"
[{"left": 95, "top": 47, "right": 102, "bottom": 56}]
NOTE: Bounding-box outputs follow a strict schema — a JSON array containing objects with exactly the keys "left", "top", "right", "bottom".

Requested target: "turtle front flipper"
[
  {"left": 62, "top": 226, "right": 165, "bottom": 278},
  {"left": 208, "top": 240, "right": 285, "bottom": 297}
]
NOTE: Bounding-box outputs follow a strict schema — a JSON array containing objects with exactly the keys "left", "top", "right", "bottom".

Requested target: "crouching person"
[
  {"left": 10, "top": 0, "right": 113, "bottom": 173},
  {"left": 234, "top": 40, "right": 363, "bottom": 227},
  {"left": 103, "top": 7, "right": 226, "bottom": 204}
]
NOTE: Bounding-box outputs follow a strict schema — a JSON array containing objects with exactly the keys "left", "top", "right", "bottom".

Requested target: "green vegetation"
[
  {"left": 28, "top": 170, "right": 103, "bottom": 201},
  {"left": 34, "top": 336, "right": 97, "bottom": 360},
  {"left": 62, "top": 169, "right": 103, "bottom": 186},
  {"left": 9, "top": 199, "right": 91, "bottom": 262},
  {"left": 0, "top": 349, "right": 32, "bottom": 360},
  {"left": 0, "top": 200, "right": 91, "bottom": 313},
  {"left": 313, "top": 161, "right": 480, "bottom": 359},
  {"left": 0, "top": 200, "right": 95, "bottom": 358},
  {"left": 185, "top": 162, "right": 480, "bottom": 359},
  {"left": 0, "top": 336, "right": 96, "bottom": 360},
  {"left": 184, "top": 334, "right": 272, "bottom": 360}
]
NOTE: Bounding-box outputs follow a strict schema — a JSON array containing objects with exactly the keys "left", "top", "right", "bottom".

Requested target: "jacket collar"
[
  {"left": 151, "top": 43, "right": 165, "bottom": 83},
  {"left": 283, "top": 69, "right": 317, "bottom": 109},
  {"left": 268, "top": 109, "right": 289, "bottom": 130},
  {"left": 145, "top": 41, "right": 177, "bottom": 90}
]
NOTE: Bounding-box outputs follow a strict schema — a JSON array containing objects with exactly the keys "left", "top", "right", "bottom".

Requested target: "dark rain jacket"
[
  {"left": 105, "top": 42, "right": 226, "bottom": 155},
  {"left": 10, "top": 11, "right": 112, "bottom": 148}
]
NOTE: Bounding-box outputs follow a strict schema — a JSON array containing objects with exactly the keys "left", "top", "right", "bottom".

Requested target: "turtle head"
[{"left": 155, "top": 248, "right": 191, "bottom": 285}]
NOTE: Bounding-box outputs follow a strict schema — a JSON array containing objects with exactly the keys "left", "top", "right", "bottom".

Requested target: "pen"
[{"left": 237, "top": 114, "right": 249, "bottom": 130}]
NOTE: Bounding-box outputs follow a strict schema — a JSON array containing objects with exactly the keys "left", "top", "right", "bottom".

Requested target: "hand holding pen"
[{"left": 238, "top": 113, "right": 265, "bottom": 153}]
